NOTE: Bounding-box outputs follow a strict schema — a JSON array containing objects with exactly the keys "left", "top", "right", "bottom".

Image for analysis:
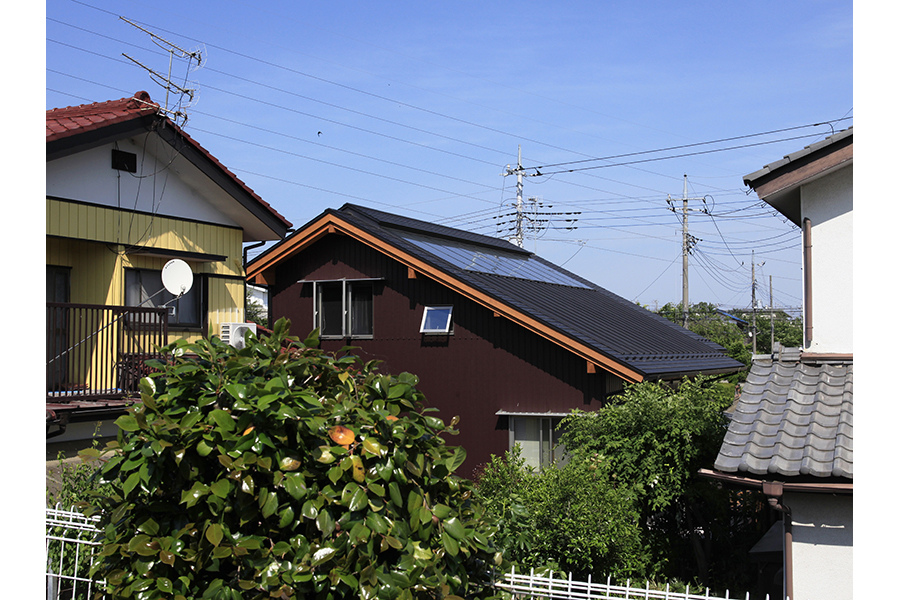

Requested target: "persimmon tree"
[{"left": 80, "top": 318, "right": 506, "bottom": 600}]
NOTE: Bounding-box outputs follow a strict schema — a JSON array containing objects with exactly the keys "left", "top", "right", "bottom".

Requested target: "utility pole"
[
  {"left": 502, "top": 146, "right": 538, "bottom": 248},
  {"left": 749, "top": 250, "right": 765, "bottom": 354},
  {"left": 751, "top": 251, "right": 757, "bottom": 354},
  {"left": 667, "top": 175, "right": 704, "bottom": 328},
  {"left": 770, "top": 275, "right": 775, "bottom": 352}
]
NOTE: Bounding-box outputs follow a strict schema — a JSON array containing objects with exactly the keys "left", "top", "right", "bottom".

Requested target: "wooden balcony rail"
[{"left": 47, "top": 302, "right": 168, "bottom": 402}]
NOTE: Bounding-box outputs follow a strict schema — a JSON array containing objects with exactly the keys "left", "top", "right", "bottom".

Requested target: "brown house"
[{"left": 247, "top": 204, "right": 743, "bottom": 476}]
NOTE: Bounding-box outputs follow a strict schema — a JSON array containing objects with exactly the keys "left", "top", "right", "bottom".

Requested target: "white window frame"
[
  {"left": 419, "top": 305, "right": 454, "bottom": 334},
  {"left": 497, "top": 410, "right": 569, "bottom": 470},
  {"left": 307, "top": 278, "right": 380, "bottom": 339}
]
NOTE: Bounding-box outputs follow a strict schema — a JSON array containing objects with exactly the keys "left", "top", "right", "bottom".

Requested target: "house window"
[
  {"left": 315, "top": 280, "right": 374, "bottom": 338},
  {"left": 125, "top": 268, "right": 202, "bottom": 329},
  {"left": 509, "top": 416, "right": 567, "bottom": 470},
  {"left": 420, "top": 305, "right": 453, "bottom": 334}
]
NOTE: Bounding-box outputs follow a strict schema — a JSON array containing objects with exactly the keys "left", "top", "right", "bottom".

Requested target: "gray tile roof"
[
  {"left": 742, "top": 126, "right": 853, "bottom": 187},
  {"left": 714, "top": 350, "right": 852, "bottom": 479}
]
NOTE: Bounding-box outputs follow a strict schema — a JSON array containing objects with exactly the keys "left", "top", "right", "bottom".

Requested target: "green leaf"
[
  {"left": 137, "top": 517, "right": 159, "bottom": 536},
  {"left": 301, "top": 500, "right": 318, "bottom": 520},
  {"left": 348, "top": 486, "right": 368, "bottom": 512},
  {"left": 284, "top": 473, "right": 308, "bottom": 500},
  {"left": 210, "top": 409, "right": 236, "bottom": 432},
  {"left": 225, "top": 383, "right": 249, "bottom": 401},
  {"left": 316, "top": 508, "right": 335, "bottom": 536},
  {"left": 181, "top": 481, "right": 209, "bottom": 507},
  {"left": 115, "top": 415, "right": 140, "bottom": 432},
  {"left": 205, "top": 523, "right": 224, "bottom": 547},
  {"left": 210, "top": 479, "right": 232, "bottom": 499},
  {"left": 388, "top": 482, "right": 403, "bottom": 508},
  {"left": 197, "top": 439, "right": 214, "bottom": 457},
  {"left": 123, "top": 471, "right": 141, "bottom": 496},
  {"left": 362, "top": 437, "right": 387, "bottom": 458},
  {"left": 311, "top": 546, "right": 336, "bottom": 566},
  {"left": 443, "top": 517, "right": 465, "bottom": 540},
  {"left": 407, "top": 490, "right": 423, "bottom": 513},
  {"left": 278, "top": 505, "right": 295, "bottom": 528},
  {"left": 447, "top": 447, "right": 466, "bottom": 473},
  {"left": 261, "top": 491, "right": 278, "bottom": 518},
  {"left": 441, "top": 530, "right": 459, "bottom": 556},
  {"left": 157, "top": 577, "right": 173, "bottom": 593},
  {"left": 365, "top": 512, "right": 390, "bottom": 535}
]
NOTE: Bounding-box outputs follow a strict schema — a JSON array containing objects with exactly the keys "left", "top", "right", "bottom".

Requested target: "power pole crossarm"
[{"left": 501, "top": 146, "right": 542, "bottom": 248}]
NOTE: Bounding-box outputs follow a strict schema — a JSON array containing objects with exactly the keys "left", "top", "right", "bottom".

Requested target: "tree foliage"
[
  {"left": 477, "top": 377, "right": 769, "bottom": 591},
  {"left": 80, "top": 318, "right": 506, "bottom": 600},
  {"left": 657, "top": 301, "right": 803, "bottom": 367},
  {"left": 657, "top": 302, "right": 750, "bottom": 369}
]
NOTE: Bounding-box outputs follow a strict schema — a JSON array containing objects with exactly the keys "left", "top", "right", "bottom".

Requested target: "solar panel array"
[{"left": 398, "top": 230, "right": 590, "bottom": 289}]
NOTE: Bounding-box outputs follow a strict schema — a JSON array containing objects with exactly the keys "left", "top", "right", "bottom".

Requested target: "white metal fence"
[
  {"left": 496, "top": 566, "right": 764, "bottom": 600},
  {"left": 45, "top": 505, "right": 105, "bottom": 600},
  {"left": 45, "top": 508, "right": 765, "bottom": 600}
]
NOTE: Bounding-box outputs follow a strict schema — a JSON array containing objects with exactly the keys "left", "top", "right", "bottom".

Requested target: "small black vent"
[{"left": 111, "top": 149, "right": 137, "bottom": 173}]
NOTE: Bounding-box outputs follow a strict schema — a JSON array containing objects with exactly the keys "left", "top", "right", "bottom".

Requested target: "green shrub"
[
  {"left": 476, "top": 446, "right": 646, "bottom": 581},
  {"left": 81, "top": 318, "right": 506, "bottom": 600},
  {"left": 477, "top": 378, "right": 766, "bottom": 592}
]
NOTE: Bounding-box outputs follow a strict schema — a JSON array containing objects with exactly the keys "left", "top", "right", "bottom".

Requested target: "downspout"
[
  {"left": 242, "top": 241, "right": 267, "bottom": 323},
  {"left": 763, "top": 481, "right": 793, "bottom": 600},
  {"left": 802, "top": 218, "right": 813, "bottom": 346}
]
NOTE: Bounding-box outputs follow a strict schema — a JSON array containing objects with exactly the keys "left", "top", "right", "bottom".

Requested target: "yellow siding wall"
[{"left": 47, "top": 198, "right": 246, "bottom": 344}]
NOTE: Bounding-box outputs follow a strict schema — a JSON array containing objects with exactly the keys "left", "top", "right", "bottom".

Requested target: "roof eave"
[
  {"left": 743, "top": 129, "right": 853, "bottom": 226},
  {"left": 697, "top": 468, "right": 852, "bottom": 495}
]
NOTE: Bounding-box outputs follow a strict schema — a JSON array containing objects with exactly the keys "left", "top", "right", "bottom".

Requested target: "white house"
[{"left": 700, "top": 128, "right": 852, "bottom": 600}]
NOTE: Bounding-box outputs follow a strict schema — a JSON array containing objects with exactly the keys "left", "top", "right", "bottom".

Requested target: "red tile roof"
[
  {"left": 47, "top": 91, "right": 292, "bottom": 231},
  {"left": 46, "top": 90, "right": 159, "bottom": 143}
]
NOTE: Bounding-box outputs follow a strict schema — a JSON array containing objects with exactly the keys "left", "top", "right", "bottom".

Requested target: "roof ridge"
[{"left": 46, "top": 91, "right": 158, "bottom": 117}]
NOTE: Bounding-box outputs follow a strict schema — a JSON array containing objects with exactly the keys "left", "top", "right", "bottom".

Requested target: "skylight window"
[{"left": 420, "top": 305, "right": 453, "bottom": 334}]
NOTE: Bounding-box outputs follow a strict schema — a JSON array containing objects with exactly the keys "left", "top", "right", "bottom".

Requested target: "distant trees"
[{"left": 656, "top": 302, "right": 802, "bottom": 368}]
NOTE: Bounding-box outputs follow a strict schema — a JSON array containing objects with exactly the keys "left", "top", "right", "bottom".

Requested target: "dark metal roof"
[
  {"left": 714, "top": 349, "right": 852, "bottom": 479},
  {"left": 331, "top": 204, "right": 744, "bottom": 380}
]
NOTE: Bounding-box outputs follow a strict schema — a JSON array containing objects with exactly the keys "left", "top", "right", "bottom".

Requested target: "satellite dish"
[{"left": 161, "top": 259, "right": 193, "bottom": 296}]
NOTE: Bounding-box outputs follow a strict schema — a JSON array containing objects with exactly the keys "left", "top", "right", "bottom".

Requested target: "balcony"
[{"left": 46, "top": 302, "right": 168, "bottom": 405}]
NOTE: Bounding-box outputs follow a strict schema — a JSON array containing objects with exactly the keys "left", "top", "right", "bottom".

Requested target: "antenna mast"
[{"left": 121, "top": 17, "right": 204, "bottom": 126}]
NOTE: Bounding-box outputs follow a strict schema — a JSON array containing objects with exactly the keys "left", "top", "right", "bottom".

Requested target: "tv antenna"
[{"left": 121, "top": 17, "right": 205, "bottom": 127}]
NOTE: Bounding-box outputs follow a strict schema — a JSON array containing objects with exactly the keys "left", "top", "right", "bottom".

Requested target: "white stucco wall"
[
  {"left": 46, "top": 136, "right": 241, "bottom": 227},
  {"left": 787, "top": 492, "right": 853, "bottom": 600},
  {"left": 801, "top": 164, "right": 852, "bottom": 353}
]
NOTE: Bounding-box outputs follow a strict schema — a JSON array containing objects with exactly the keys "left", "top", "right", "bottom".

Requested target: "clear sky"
[{"left": 44, "top": 0, "right": 853, "bottom": 313}]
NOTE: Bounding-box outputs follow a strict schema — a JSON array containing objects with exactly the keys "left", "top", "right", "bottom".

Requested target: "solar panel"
[{"left": 398, "top": 231, "right": 590, "bottom": 288}]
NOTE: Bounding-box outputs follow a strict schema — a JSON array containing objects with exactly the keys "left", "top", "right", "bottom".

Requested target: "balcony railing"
[{"left": 47, "top": 303, "right": 168, "bottom": 402}]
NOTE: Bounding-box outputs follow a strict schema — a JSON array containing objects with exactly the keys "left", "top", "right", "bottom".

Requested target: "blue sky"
[{"left": 44, "top": 0, "right": 853, "bottom": 312}]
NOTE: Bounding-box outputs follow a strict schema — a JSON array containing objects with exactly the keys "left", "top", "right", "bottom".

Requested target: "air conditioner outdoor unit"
[{"left": 220, "top": 322, "right": 257, "bottom": 349}]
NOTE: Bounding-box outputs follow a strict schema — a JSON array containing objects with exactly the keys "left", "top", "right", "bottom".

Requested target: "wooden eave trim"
[
  {"left": 751, "top": 143, "right": 853, "bottom": 202},
  {"left": 247, "top": 214, "right": 645, "bottom": 383}
]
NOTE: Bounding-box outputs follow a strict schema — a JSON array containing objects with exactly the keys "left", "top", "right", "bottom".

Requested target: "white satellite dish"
[{"left": 161, "top": 259, "right": 194, "bottom": 296}]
